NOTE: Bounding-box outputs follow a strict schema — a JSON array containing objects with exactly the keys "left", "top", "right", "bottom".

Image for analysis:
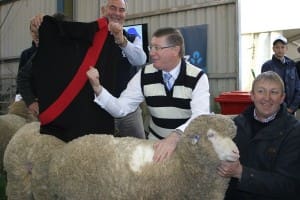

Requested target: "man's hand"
[
  {"left": 217, "top": 160, "right": 243, "bottom": 180},
  {"left": 287, "top": 108, "right": 294, "bottom": 114},
  {"left": 30, "top": 14, "right": 44, "bottom": 34},
  {"left": 28, "top": 102, "right": 39, "bottom": 117},
  {"left": 108, "top": 22, "right": 125, "bottom": 45},
  {"left": 86, "top": 67, "right": 102, "bottom": 96},
  {"left": 153, "top": 132, "right": 181, "bottom": 163}
]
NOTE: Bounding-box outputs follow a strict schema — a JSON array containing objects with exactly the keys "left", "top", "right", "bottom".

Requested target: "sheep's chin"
[{"left": 129, "top": 145, "right": 154, "bottom": 173}]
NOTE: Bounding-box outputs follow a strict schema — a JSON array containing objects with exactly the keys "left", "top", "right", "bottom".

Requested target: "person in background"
[
  {"left": 217, "top": 71, "right": 300, "bottom": 199},
  {"left": 261, "top": 35, "right": 300, "bottom": 114},
  {"left": 16, "top": 12, "right": 68, "bottom": 117},
  {"left": 14, "top": 15, "right": 39, "bottom": 104},
  {"left": 295, "top": 46, "right": 300, "bottom": 79},
  {"left": 100, "top": 0, "right": 147, "bottom": 139},
  {"left": 28, "top": 0, "right": 147, "bottom": 141},
  {"left": 87, "top": 27, "right": 210, "bottom": 162}
]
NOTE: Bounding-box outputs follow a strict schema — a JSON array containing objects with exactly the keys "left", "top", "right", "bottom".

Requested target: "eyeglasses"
[{"left": 148, "top": 45, "right": 175, "bottom": 52}]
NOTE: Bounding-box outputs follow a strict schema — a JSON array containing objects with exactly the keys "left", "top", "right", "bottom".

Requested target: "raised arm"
[
  {"left": 109, "top": 22, "right": 146, "bottom": 66},
  {"left": 86, "top": 67, "right": 144, "bottom": 117}
]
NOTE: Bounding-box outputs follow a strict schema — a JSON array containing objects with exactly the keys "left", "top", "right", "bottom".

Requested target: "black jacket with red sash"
[{"left": 32, "top": 16, "right": 125, "bottom": 142}]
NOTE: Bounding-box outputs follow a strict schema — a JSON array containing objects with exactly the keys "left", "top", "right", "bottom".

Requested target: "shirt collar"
[
  {"left": 274, "top": 55, "right": 286, "bottom": 64},
  {"left": 253, "top": 109, "right": 277, "bottom": 123},
  {"left": 163, "top": 60, "right": 181, "bottom": 80}
]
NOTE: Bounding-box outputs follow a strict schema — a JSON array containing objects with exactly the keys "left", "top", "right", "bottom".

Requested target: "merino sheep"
[
  {"left": 0, "top": 114, "right": 27, "bottom": 174},
  {"left": 0, "top": 100, "right": 38, "bottom": 174},
  {"left": 3, "top": 122, "right": 65, "bottom": 200},
  {"left": 48, "top": 114, "right": 238, "bottom": 200}
]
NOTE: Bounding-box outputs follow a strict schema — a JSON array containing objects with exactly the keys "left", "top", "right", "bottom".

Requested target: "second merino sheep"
[
  {"left": 4, "top": 122, "right": 65, "bottom": 200},
  {"left": 48, "top": 114, "right": 238, "bottom": 200},
  {"left": 0, "top": 114, "right": 26, "bottom": 174},
  {"left": 0, "top": 100, "right": 38, "bottom": 173}
]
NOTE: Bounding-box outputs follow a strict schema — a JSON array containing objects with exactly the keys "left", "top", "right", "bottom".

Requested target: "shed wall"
[{"left": 0, "top": 0, "right": 238, "bottom": 113}]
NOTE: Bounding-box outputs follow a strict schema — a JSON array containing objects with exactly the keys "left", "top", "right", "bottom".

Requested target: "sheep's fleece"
[
  {"left": 4, "top": 114, "right": 238, "bottom": 200},
  {"left": 0, "top": 100, "right": 37, "bottom": 174}
]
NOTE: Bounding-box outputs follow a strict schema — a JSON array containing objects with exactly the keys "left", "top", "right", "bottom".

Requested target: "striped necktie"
[{"left": 163, "top": 72, "right": 172, "bottom": 90}]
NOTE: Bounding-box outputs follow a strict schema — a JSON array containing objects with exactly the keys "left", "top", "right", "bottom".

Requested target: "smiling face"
[
  {"left": 101, "top": 0, "right": 127, "bottom": 24},
  {"left": 251, "top": 75, "right": 285, "bottom": 120}
]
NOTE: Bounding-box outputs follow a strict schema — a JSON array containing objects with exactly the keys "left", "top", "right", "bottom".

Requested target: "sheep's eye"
[
  {"left": 190, "top": 135, "right": 200, "bottom": 144},
  {"left": 207, "top": 132, "right": 214, "bottom": 138}
]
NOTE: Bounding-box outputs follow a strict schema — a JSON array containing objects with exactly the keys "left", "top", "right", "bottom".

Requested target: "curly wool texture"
[
  {"left": 4, "top": 122, "right": 40, "bottom": 200},
  {"left": 0, "top": 114, "right": 27, "bottom": 174},
  {"left": 0, "top": 100, "right": 38, "bottom": 174},
  {"left": 3, "top": 122, "right": 64, "bottom": 200},
  {"left": 48, "top": 114, "right": 237, "bottom": 200},
  {"left": 30, "top": 133, "right": 65, "bottom": 200}
]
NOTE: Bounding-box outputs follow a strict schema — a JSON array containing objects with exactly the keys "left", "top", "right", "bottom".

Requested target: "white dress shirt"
[
  {"left": 121, "top": 36, "right": 147, "bottom": 66},
  {"left": 94, "top": 61, "right": 210, "bottom": 133}
]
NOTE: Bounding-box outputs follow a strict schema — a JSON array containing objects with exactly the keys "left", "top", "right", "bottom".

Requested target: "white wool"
[
  {"left": 207, "top": 129, "right": 239, "bottom": 162},
  {"left": 129, "top": 145, "right": 154, "bottom": 172}
]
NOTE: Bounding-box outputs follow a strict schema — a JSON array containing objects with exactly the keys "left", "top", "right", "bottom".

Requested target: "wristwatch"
[{"left": 116, "top": 36, "right": 128, "bottom": 47}]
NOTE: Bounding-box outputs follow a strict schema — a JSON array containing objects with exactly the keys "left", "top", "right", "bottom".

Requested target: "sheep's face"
[
  {"left": 206, "top": 129, "right": 239, "bottom": 162},
  {"left": 182, "top": 114, "right": 239, "bottom": 161}
]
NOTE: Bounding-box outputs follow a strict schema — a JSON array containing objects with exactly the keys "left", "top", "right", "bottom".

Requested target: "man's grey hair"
[{"left": 104, "top": 0, "right": 128, "bottom": 10}]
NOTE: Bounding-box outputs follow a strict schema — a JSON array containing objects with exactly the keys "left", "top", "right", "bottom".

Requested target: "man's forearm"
[{"left": 122, "top": 38, "right": 147, "bottom": 66}]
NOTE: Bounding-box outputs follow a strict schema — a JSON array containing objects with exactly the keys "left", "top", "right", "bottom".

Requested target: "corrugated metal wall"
[
  {"left": 0, "top": 0, "right": 56, "bottom": 58},
  {"left": 0, "top": 0, "right": 238, "bottom": 113},
  {"left": 0, "top": 0, "right": 56, "bottom": 112},
  {"left": 75, "top": 0, "right": 100, "bottom": 22}
]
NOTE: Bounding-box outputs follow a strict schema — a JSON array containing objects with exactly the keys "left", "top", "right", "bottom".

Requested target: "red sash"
[{"left": 39, "top": 18, "right": 108, "bottom": 125}]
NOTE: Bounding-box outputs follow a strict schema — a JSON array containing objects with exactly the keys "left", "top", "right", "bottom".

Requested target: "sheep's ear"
[{"left": 190, "top": 135, "right": 201, "bottom": 145}]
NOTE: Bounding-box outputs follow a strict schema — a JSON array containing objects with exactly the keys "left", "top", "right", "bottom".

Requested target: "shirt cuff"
[{"left": 93, "top": 87, "right": 111, "bottom": 108}]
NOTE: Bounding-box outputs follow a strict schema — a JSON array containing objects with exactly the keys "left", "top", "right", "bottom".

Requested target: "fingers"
[
  {"left": 217, "top": 161, "right": 233, "bottom": 178},
  {"left": 153, "top": 142, "right": 170, "bottom": 163},
  {"left": 86, "top": 66, "right": 99, "bottom": 79},
  {"left": 28, "top": 102, "right": 39, "bottom": 116},
  {"left": 109, "top": 22, "right": 123, "bottom": 33},
  {"left": 86, "top": 67, "right": 103, "bottom": 95},
  {"left": 30, "top": 14, "right": 44, "bottom": 28},
  {"left": 217, "top": 160, "right": 242, "bottom": 179},
  {"left": 109, "top": 22, "right": 123, "bottom": 43},
  {"left": 152, "top": 133, "right": 179, "bottom": 163},
  {"left": 217, "top": 166, "right": 227, "bottom": 177}
]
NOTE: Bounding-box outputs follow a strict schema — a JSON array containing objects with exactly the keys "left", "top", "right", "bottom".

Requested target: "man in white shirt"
[{"left": 87, "top": 27, "right": 210, "bottom": 162}]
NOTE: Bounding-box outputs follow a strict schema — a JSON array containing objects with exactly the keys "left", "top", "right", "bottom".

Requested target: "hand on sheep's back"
[{"left": 152, "top": 132, "right": 180, "bottom": 163}]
